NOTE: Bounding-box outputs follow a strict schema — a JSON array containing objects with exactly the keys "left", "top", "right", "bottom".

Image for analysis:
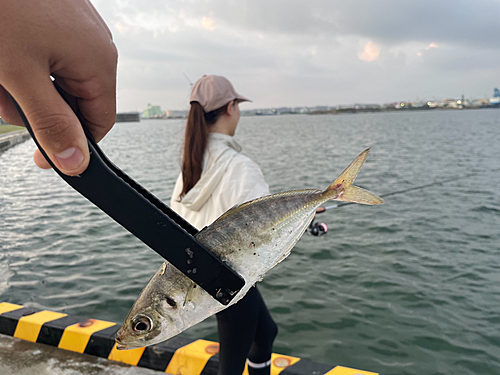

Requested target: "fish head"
[{"left": 115, "top": 262, "right": 198, "bottom": 349}]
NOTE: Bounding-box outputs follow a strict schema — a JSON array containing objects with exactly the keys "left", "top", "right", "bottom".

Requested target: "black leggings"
[{"left": 216, "top": 286, "right": 278, "bottom": 375}]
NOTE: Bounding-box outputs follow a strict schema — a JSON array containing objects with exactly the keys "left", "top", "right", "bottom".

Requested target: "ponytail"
[
  {"left": 180, "top": 102, "right": 208, "bottom": 197},
  {"left": 180, "top": 101, "right": 231, "bottom": 198}
]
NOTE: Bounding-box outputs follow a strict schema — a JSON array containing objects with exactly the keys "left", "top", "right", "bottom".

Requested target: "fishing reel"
[{"left": 307, "top": 221, "right": 328, "bottom": 236}]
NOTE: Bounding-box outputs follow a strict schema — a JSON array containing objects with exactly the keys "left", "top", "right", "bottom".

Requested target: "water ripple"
[{"left": 2, "top": 113, "right": 500, "bottom": 374}]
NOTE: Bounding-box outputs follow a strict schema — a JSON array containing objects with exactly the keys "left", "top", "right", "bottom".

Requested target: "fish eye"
[{"left": 132, "top": 315, "right": 153, "bottom": 332}]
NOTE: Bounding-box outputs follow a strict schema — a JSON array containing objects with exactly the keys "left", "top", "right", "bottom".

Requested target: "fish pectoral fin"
[
  {"left": 336, "top": 185, "right": 384, "bottom": 205},
  {"left": 183, "top": 283, "right": 198, "bottom": 307}
]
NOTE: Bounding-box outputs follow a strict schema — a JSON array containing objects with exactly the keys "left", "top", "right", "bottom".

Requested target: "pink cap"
[{"left": 189, "top": 75, "right": 251, "bottom": 113}]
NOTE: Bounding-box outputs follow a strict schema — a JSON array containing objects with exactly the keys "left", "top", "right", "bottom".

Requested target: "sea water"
[{"left": 1, "top": 109, "right": 499, "bottom": 375}]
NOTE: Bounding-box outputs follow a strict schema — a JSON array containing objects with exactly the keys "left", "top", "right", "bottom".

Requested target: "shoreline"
[
  {"left": 141, "top": 104, "right": 500, "bottom": 120},
  {"left": 307, "top": 105, "right": 500, "bottom": 115},
  {"left": 0, "top": 129, "right": 31, "bottom": 153}
]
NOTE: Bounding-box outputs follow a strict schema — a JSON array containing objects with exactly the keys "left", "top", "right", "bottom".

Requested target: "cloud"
[
  {"left": 416, "top": 42, "right": 439, "bottom": 57},
  {"left": 114, "top": 22, "right": 130, "bottom": 34},
  {"left": 359, "top": 42, "right": 381, "bottom": 62},
  {"left": 90, "top": 0, "right": 500, "bottom": 111},
  {"left": 308, "top": 45, "right": 318, "bottom": 57},
  {"left": 201, "top": 17, "right": 217, "bottom": 31}
]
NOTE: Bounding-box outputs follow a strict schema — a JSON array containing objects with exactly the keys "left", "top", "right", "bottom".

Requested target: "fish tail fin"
[{"left": 324, "top": 148, "right": 384, "bottom": 205}]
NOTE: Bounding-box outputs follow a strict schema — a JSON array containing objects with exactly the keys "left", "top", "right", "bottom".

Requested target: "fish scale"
[{"left": 115, "top": 148, "right": 384, "bottom": 349}]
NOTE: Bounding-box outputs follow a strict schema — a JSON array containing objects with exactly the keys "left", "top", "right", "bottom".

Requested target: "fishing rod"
[
  {"left": 307, "top": 174, "right": 473, "bottom": 236},
  {"left": 182, "top": 72, "right": 194, "bottom": 87}
]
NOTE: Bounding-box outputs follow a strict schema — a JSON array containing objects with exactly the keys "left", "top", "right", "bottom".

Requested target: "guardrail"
[{"left": 0, "top": 302, "right": 378, "bottom": 375}]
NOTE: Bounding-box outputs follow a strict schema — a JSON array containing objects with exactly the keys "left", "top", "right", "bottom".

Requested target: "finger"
[
  {"left": 8, "top": 73, "right": 90, "bottom": 176},
  {"left": 0, "top": 84, "right": 23, "bottom": 125},
  {"left": 55, "top": 73, "right": 117, "bottom": 143},
  {"left": 48, "top": 0, "right": 118, "bottom": 143},
  {"left": 1, "top": 84, "right": 53, "bottom": 170},
  {"left": 34, "top": 149, "right": 52, "bottom": 169},
  {"left": 78, "top": 85, "right": 117, "bottom": 143},
  {"left": 86, "top": 0, "right": 113, "bottom": 39}
]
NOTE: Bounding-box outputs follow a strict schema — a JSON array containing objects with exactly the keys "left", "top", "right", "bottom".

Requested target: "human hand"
[{"left": 0, "top": 0, "right": 117, "bottom": 176}]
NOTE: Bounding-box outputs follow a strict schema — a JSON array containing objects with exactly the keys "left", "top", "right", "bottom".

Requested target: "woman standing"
[{"left": 171, "top": 75, "right": 278, "bottom": 375}]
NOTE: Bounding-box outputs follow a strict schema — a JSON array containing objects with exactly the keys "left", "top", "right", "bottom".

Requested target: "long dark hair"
[{"left": 180, "top": 101, "right": 231, "bottom": 198}]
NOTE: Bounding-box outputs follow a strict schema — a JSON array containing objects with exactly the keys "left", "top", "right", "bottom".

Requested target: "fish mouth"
[
  {"left": 115, "top": 341, "right": 143, "bottom": 350},
  {"left": 115, "top": 335, "right": 136, "bottom": 350},
  {"left": 115, "top": 338, "right": 130, "bottom": 350}
]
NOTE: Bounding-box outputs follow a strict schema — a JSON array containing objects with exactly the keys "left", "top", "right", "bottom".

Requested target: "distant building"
[
  {"left": 143, "top": 104, "right": 163, "bottom": 118},
  {"left": 310, "top": 106, "right": 332, "bottom": 112},
  {"left": 490, "top": 88, "right": 500, "bottom": 106},
  {"left": 165, "top": 110, "right": 188, "bottom": 119}
]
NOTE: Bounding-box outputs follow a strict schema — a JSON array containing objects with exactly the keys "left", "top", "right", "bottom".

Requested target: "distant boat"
[{"left": 490, "top": 88, "right": 500, "bottom": 106}]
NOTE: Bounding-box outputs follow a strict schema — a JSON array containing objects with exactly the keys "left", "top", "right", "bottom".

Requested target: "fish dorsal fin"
[{"left": 212, "top": 189, "right": 321, "bottom": 224}]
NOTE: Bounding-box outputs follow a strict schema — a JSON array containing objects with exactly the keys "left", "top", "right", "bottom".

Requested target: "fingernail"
[{"left": 55, "top": 147, "right": 84, "bottom": 172}]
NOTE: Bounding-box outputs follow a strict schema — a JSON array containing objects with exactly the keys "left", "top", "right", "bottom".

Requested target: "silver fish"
[{"left": 115, "top": 148, "right": 384, "bottom": 349}]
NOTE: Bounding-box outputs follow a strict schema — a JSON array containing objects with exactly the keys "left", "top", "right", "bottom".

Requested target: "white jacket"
[{"left": 170, "top": 133, "right": 270, "bottom": 230}]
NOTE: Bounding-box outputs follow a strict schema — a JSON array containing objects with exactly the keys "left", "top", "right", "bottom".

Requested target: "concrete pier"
[
  {"left": 0, "top": 129, "right": 31, "bottom": 153},
  {"left": 0, "top": 302, "right": 378, "bottom": 375}
]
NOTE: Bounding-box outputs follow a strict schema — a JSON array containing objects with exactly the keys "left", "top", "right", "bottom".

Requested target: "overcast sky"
[{"left": 92, "top": 0, "right": 500, "bottom": 112}]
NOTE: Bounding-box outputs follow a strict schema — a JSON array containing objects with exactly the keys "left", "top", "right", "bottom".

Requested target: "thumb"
[{"left": 10, "top": 76, "right": 90, "bottom": 176}]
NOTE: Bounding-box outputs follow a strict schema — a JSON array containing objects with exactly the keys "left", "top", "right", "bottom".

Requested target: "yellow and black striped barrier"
[{"left": 0, "top": 302, "right": 378, "bottom": 375}]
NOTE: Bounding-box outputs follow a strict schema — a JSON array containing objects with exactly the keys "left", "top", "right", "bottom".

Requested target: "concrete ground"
[{"left": 0, "top": 334, "right": 163, "bottom": 375}]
